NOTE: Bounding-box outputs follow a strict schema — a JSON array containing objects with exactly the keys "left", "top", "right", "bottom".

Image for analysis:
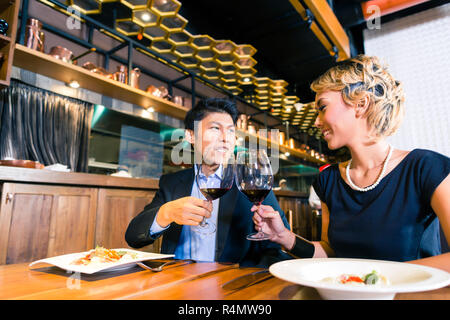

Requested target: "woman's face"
[{"left": 314, "top": 90, "right": 359, "bottom": 150}]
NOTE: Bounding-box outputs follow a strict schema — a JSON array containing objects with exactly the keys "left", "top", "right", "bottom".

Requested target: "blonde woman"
[{"left": 252, "top": 55, "right": 450, "bottom": 272}]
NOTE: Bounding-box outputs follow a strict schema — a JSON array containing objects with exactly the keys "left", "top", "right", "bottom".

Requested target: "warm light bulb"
[
  {"left": 141, "top": 12, "right": 151, "bottom": 22},
  {"left": 147, "top": 107, "right": 155, "bottom": 113},
  {"left": 68, "top": 80, "right": 80, "bottom": 89}
]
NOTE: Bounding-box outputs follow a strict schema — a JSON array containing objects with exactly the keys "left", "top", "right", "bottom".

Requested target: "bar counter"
[
  {"left": 0, "top": 165, "right": 159, "bottom": 189},
  {"left": 0, "top": 166, "right": 313, "bottom": 265}
]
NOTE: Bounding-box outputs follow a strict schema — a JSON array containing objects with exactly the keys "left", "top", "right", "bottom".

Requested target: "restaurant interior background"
[{"left": 0, "top": 0, "right": 448, "bottom": 263}]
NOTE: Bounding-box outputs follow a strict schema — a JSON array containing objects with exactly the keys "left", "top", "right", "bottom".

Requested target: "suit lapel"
[
  {"left": 174, "top": 168, "right": 195, "bottom": 198},
  {"left": 215, "top": 185, "right": 239, "bottom": 260}
]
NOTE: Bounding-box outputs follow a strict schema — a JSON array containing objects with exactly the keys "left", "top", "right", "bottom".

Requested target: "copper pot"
[
  {"left": 82, "top": 61, "right": 96, "bottom": 72},
  {"left": 25, "top": 18, "right": 44, "bottom": 52},
  {"left": 159, "top": 86, "right": 169, "bottom": 100},
  {"left": 130, "top": 67, "right": 141, "bottom": 89},
  {"left": 114, "top": 65, "right": 128, "bottom": 84},
  {"left": 247, "top": 123, "right": 257, "bottom": 135},
  {"left": 146, "top": 85, "right": 169, "bottom": 99},
  {"left": 49, "top": 46, "right": 73, "bottom": 63},
  {"left": 146, "top": 85, "right": 162, "bottom": 97},
  {"left": 237, "top": 114, "right": 250, "bottom": 131},
  {"left": 82, "top": 62, "right": 113, "bottom": 79},
  {"left": 172, "top": 96, "right": 185, "bottom": 106}
]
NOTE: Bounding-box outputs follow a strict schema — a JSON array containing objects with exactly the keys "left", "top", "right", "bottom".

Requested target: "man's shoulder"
[{"left": 159, "top": 167, "right": 194, "bottom": 185}]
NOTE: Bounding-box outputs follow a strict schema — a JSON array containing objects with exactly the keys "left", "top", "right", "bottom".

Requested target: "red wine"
[
  {"left": 200, "top": 187, "right": 231, "bottom": 200},
  {"left": 241, "top": 188, "right": 271, "bottom": 204}
]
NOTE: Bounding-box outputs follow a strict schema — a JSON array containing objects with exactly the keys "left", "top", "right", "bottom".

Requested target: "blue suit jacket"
[{"left": 125, "top": 168, "right": 292, "bottom": 267}]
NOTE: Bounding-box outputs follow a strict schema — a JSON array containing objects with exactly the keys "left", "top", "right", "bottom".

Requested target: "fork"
[{"left": 137, "top": 259, "right": 194, "bottom": 272}]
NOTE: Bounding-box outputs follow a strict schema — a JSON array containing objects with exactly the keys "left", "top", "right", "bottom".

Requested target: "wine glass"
[
  {"left": 235, "top": 149, "right": 274, "bottom": 241},
  {"left": 193, "top": 162, "right": 235, "bottom": 235}
]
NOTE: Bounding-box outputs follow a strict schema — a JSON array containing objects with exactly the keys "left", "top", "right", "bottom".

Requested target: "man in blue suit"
[{"left": 125, "top": 98, "right": 291, "bottom": 267}]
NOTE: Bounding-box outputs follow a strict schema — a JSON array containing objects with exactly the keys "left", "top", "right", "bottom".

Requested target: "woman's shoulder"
[
  {"left": 405, "top": 149, "right": 450, "bottom": 202},
  {"left": 403, "top": 148, "right": 450, "bottom": 165},
  {"left": 394, "top": 149, "right": 449, "bottom": 186},
  {"left": 409, "top": 148, "right": 449, "bottom": 157}
]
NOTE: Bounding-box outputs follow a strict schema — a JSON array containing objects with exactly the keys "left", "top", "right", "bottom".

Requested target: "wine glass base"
[
  {"left": 192, "top": 223, "right": 216, "bottom": 235},
  {"left": 246, "top": 232, "right": 270, "bottom": 241}
]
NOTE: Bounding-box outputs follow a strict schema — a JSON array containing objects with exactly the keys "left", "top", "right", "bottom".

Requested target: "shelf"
[
  {"left": 13, "top": 44, "right": 190, "bottom": 120},
  {"left": 0, "top": 34, "right": 11, "bottom": 48},
  {"left": 0, "top": 0, "right": 20, "bottom": 88},
  {"left": 12, "top": 45, "right": 324, "bottom": 165},
  {"left": 236, "top": 129, "right": 326, "bottom": 165}
]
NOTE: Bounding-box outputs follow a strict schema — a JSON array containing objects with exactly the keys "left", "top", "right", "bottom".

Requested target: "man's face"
[{"left": 187, "top": 112, "right": 236, "bottom": 166}]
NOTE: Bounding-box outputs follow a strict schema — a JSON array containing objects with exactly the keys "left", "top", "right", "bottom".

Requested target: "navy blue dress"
[{"left": 313, "top": 149, "right": 450, "bottom": 261}]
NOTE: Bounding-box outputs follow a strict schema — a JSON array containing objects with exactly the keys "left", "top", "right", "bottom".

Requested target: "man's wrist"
[{"left": 155, "top": 204, "right": 171, "bottom": 228}]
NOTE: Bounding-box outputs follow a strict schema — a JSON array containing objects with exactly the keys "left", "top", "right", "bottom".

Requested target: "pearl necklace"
[{"left": 346, "top": 145, "right": 393, "bottom": 192}]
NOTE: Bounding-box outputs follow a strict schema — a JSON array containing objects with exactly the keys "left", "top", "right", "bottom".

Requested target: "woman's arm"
[
  {"left": 312, "top": 202, "right": 335, "bottom": 258},
  {"left": 407, "top": 175, "right": 450, "bottom": 272}
]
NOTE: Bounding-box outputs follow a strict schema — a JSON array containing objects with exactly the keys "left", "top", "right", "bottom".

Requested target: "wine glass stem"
[
  {"left": 199, "top": 199, "right": 212, "bottom": 227},
  {"left": 256, "top": 202, "right": 263, "bottom": 232}
]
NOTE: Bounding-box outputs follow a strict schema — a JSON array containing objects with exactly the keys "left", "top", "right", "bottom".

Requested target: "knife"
[{"left": 222, "top": 269, "right": 272, "bottom": 291}]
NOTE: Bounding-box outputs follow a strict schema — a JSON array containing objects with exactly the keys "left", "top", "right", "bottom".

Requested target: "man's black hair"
[{"left": 184, "top": 98, "right": 238, "bottom": 130}]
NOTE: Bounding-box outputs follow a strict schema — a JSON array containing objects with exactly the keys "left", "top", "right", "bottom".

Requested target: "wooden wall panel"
[
  {"left": 3, "top": 191, "right": 52, "bottom": 264},
  {"left": 95, "top": 189, "right": 161, "bottom": 253},
  {"left": 47, "top": 190, "right": 98, "bottom": 257},
  {"left": 0, "top": 183, "right": 97, "bottom": 264},
  {"left": 276, "top": 195, "right": 320, "bottom": 241}
]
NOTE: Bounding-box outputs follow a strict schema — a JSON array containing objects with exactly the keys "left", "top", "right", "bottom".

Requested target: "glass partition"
[{"left": 88, "top": 105, "right": 190, "bottom": 178}]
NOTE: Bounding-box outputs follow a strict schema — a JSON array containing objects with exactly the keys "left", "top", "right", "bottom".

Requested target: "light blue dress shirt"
[{"left": 149, "top": 165, "right": 222, "bottom": 262}]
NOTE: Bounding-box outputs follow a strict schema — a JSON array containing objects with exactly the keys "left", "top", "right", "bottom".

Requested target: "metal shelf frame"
[{"left": 17, "top": 0, "right": 323, "bottom": 155}]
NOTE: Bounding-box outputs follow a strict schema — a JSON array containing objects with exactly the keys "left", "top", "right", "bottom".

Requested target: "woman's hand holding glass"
[
  {"left": 251, "top": 204, "right": 296, "bottom": 250},
  {"left": 235, "top": 149, "right": 274, "bottom": 240}
]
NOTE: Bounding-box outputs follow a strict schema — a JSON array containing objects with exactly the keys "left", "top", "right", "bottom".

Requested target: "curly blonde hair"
[{"left": 310, "top": 55, "right": 405, "bottom": 138}]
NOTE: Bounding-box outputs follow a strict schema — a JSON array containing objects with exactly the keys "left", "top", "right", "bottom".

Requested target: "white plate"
[
  {"left": 269, "top": 258, "right": 450, "bottom": 300},
  {"left": 29, "top": 249, "right": 174, "bottom": 274}
]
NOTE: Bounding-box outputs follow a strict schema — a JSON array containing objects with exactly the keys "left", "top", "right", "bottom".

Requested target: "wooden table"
[{"left": 0, "top": 261, "right": 448, "bottom": 300}]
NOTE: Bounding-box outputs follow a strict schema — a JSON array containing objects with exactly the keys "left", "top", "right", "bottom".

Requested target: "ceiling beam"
[{"left": 289, "top": 0, "right": 351, "bottom": 61}]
